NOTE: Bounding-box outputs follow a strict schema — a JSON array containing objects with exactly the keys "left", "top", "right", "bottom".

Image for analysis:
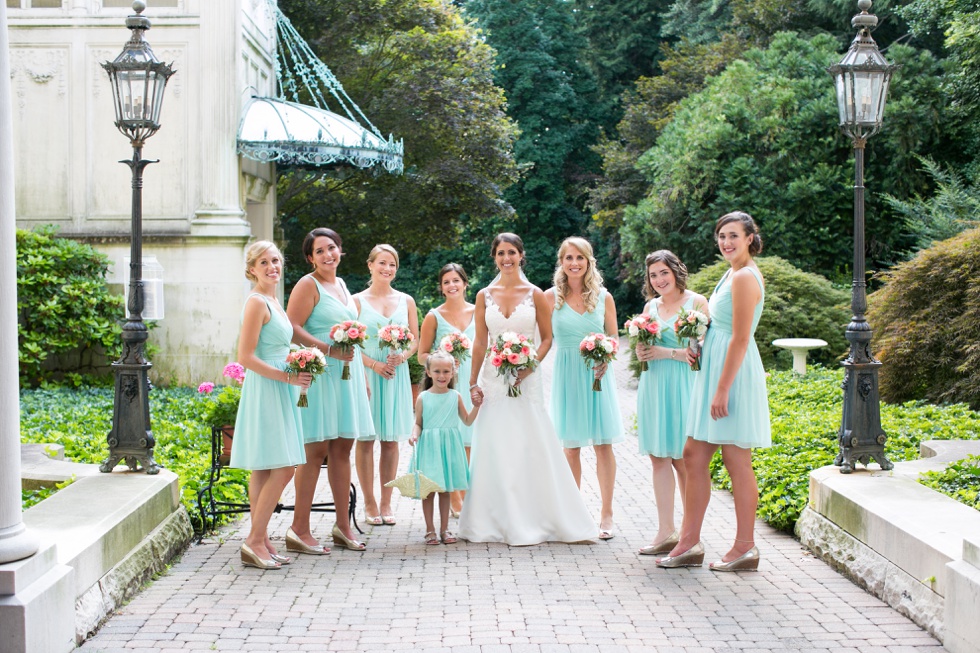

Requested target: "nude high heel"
[
  {"left": 655, "top": 542, "right": 704, "bottom": 568},
  {"left": 332, "top": 524, "right": 366, "bottom": 551},
  {"left": 709, "top": 546, "right": 760, "bottom": 572},
  {"left": 240, "top": 544, "right": 281, "bottom": 570},
  {"left": 638, "top": 530, "right": 679, "bottom": 556},
  {"left": 285, "top": 527, "right": 329, "bottom": 555}
]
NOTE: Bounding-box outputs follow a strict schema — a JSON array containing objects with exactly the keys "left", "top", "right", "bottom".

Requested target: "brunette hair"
[
  {"left": 490, "top": 232, "right": 526, "bottom": 269},
  {"left": 420, "top": 350, "right": 456, "bottom": 391},
  {"left": 643, "top": 250, "right": 688, "bottom": 299},
  {"left": 244, "top": 241, "right": 280, "bottom": 283},
  {"left": 552, "top": 237, "right": 604, "bottom": 312},
  {"left": 715, "top": 211, "right": 763, "bottom": 256},
  {"left": 437, "top": 263, "right": 469, "bottom": 295},
  {"left": 302, "top": 228, "right": 342, "bottom": 266}
]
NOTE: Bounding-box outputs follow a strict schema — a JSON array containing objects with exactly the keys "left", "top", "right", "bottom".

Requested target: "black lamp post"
[
  {"left": 100, "top": 0, "right": 175, "bottom": 474},
  {"left": 828, "top": 0, "right": 899, "bottom": 474}
]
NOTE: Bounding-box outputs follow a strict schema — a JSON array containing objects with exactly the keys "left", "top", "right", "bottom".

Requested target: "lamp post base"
[
  {"left": 101, "top": 359, "right": 160, "bottom": 474},
  {"left": 835, "top": 358, "right": 894, "bottom": 474}
]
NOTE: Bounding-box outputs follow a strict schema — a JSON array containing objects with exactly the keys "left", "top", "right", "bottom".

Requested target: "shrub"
[
  {"left": 919, "top": 455, "right": 980, "bottom": 511},
  {"left": 687, "top": 256, "right": 850, "bottom": 369},
  {"left": 16, "top": 226, "right": 123, "bottom": 387},
  {"left": 868, "top": 227, "right": 980, "bottom": 409}
]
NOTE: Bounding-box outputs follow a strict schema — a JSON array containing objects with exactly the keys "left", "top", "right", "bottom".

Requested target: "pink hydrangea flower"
[{"left": 197, "top": 381, "right": 215, "bottom": 394}]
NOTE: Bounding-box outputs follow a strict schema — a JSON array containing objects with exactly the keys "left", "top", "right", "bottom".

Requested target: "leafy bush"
[
  {"left": 919, "top": 455, "right": 980, "bottom": 511},
  {"left": 687, "top": 256, "right": 849, "bottom": 369},
  {"left": 709, "top": 368, "right": 980, "bottom": 532},
  {"left": 19, "top": 386, "right": 247, "bottom": 532},
  {"left": 868, "top": 227, "right": 980, "bottom": 409},
  {"left": 16, "top": 226, "right": 123, "bottom": 387}
]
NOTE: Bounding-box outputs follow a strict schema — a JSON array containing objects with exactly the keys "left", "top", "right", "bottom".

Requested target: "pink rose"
[
  {"left": 585, "top": 341, "right": 595, "bottom": 351},
  {"left": 508, "top": 353, "right": 520, "bottom": 364},
  {"left": 347, "top": 327, "right": 360, "bottom": 338},
  {"left": 443, "top": 342, "right": 453, "bottom": 352},
  {"left": 521, "top": 346, "right": 530, "bottom": 355},
  {"left": 491, "top": 355, "right": 504, "bottom": 367}
]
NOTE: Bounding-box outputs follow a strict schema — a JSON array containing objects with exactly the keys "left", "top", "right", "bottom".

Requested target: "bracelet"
[
  {"left": 469, "top": 383, "right": 479, "bottom": 389},
  {"left": 671, "top": 350, "right": 676, "bottom": 360},
  {"left": 327, "top": 345, "right": 332, "bottom": 358}
]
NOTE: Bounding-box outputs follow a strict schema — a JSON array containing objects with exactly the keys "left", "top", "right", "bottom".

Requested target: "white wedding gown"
[{"left": 458, "top": 288, "right": 596, "bottom": 545}]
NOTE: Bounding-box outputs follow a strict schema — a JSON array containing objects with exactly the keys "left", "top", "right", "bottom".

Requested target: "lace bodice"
[{"left": 479, "top": 287, "right": 542, "bottom": 403}]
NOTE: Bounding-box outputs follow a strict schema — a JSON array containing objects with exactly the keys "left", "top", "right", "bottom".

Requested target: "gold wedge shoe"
[
  {"left": 709, "top": 546, "right": 760, "bottom": 572},
  {"left": 638, "top": 530, "right": 679, "bottom": 556},
  {"left": 285, "top": 527, "right": 329, "bottom": 555},
  {"left": 655, "top": 542, "right": 704, "bottom": 568},
  {"left": 331, "top": 524, "right": 366, "bottom": 551},
  {"left": 240, "top": 544, "right": 281, "bottom": 570}
]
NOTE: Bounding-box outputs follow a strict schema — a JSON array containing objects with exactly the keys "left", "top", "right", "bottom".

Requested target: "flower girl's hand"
[{"left": 409, "top": 435, "right": 418, "bottom": 446}]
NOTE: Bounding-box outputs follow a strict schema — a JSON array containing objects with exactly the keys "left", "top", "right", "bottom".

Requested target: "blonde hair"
[
  {"left": 244, "top": 240, "right": 280, "bottom": 282},
  {"left": 552, "top": 237, "right": 604, "bottom": 312},
  {"left": 421, "top": 350, "right": 456, "bottom": 391},
  {"left": 366, "top": 244, "right": 399, "bottom": 286}
]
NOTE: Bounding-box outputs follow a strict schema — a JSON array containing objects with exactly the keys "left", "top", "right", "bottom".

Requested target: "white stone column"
[
  {"left": 191, "top": 0, "right": 250, "bottom": 236},
  {"left": 0, "top": 0, "right": 39, "bottom": 568}
]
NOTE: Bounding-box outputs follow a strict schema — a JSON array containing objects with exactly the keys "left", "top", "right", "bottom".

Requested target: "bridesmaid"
[
  {"left": 286, "top": 228, "right": 371, "bottom": 552},
  {"left": 416, "top": 263, "right": 476, "bottom": 517},
  {"left": 231, "top": 241, "right": 312, "bottom": 569},
  {"left": 657, "top": 211, "right": 771, "bottom": 571},
  {"left": 353, "top": 245, "right": 420, "bottom": 526},
  {"left": 544, "top": 237, "right": 623, "bottom": 540},
  {"left": 634, "top": 250, "right": 707, "bottom": 557}
]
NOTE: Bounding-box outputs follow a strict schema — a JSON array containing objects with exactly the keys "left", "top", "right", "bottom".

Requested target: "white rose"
[
  {"left": 517, "top": 354, "right": 528, "bottom": 365},
  {"left": 628, "top": 325, "right": 639, "bottom": 337},
  {"left": 334, "top": 331, "right": 348, "bottom": 343},
  {"left": 601, "top": 340, "right": 614, "bottom": 353}
]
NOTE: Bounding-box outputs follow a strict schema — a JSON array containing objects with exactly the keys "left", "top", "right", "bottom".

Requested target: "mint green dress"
[
  {"left": 549, "top": 289, "right": 624, "bottom": 448},
  {"left": 688, "top": 267, "right": 771, "bottom": 448},
  {"left": 410, "top": 390, "right": 470, "bottom": 492},
  {"left": 358, "top": 294, "right": 413, "bottom": 442},
  {"left": 230, "top": 294, "right": 306, "bottom": 470},
  {"left": 429, "top": 308, "right": 476, "bottom": 446},
  {"left": 298, "top": 276, "right": 374, "bottom": 443},
  {"left": 637, "top": 296, "right": 696, "bottom": 459}
]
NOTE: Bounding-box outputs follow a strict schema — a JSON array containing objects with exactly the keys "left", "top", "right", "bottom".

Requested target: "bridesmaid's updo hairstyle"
[
  {"left": 244, "top": 240, "right": 280, "bottom": 283},
  {"left": 715, "top": 211, "right": 763, "bottom": 256},
  {"left": 643, "top": 250, "right": 687, "bottom": 299},
  {"left": 437, "top": 263, "right": 469, "bottom": 294},
  {"left": 302, "top": 227, "right": 342, "bottom": 265},
  {"left": 490, "top": 232, "right": 526, "bottom": 269},
  {"left": 553, "top": 237, "right": 604, "bottom": 312},
  {"left": 421, "top": 350, "right": 457, "bottom": 391}
]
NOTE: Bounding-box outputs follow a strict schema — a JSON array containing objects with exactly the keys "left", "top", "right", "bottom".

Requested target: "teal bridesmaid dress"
[
  {"left": 298, "top": 277, "right": 374, "bottom": 443},
  {"left": 430, "top": 308, "right": 476, "bottom": 446},
  {"left": 636, "top": 296, "right": 696, "bottom": 459},
  {"left": 230, "top": 294, "right": 307, "bottom": 470},
  {"left": 549, "top": 289, "right": 624, "bottom": 448},
  {"left": 687, "top": 268, "right": 771, "bottom": 448},
  {"left": 358, "top": 294, "right": 414, "bottom": 442},
  {"left": 410, "top": 390, "right": 470, "bottom": 492}
]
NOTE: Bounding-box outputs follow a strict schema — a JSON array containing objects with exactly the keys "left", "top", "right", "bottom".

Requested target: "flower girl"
[{"left": 409, "top": 351, "right": 481, "bottom": 545}]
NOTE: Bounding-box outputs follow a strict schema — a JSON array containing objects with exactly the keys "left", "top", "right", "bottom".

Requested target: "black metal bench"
[{"left": 196, "top": 425, "right": 360, "bottom": 540}]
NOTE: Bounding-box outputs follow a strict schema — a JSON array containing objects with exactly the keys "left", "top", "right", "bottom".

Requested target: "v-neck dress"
[
  {"left": 636, "top": 296, "right": 696, "bottom": 459},
  {"left": 549, "top": 289, "right": 624, "bottom": 448},
  {"left": 429, "top": 308, "right": 476, "bottom": 446},
  {"left": 230, "top": 294, "right": 307, "bottom": 470},
  {"left": 687, "top": 267, "right": 771, "bottom": 449},
  {"left": 358, "top": 294, "right": 414, "bottom": 442},
  {"left": 298, "top": 276, "right": 374, "bottom": 442}
]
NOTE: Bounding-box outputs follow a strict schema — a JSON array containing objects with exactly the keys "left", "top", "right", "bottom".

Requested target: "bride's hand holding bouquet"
[
  {"left": 489, "top": 330, "right": 538, "bottom": 398},
  {"left": 329, "top": 319, "right": 369, "bottom": 380}
]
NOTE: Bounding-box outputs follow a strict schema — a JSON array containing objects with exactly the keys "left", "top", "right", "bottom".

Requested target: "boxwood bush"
[{"left": 687, "top": 256, "right": 850, "bottom": 370}]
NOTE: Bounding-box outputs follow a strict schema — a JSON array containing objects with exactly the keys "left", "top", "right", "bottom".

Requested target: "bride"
[{"left": 458, "top": 233, "right": 596, "bottom": 545}]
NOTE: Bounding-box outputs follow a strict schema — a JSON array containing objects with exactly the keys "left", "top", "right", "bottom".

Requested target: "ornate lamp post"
[
  {"left": 100, "top": 0, "right": 175, "bottom": 474},
  {"left": 829, "top": 0, "right": 899, "bottom": 473}
]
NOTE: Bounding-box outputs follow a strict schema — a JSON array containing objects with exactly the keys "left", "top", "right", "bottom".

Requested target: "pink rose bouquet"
[
  {"left": 579, "top": 332, "right": 619, "bottom": 391},
  {"left": 439, "top": 332, "right": 472, "bottom": 384},
  {"left": 488, "top": 330, "right": 538, "bottom": 398},
  {"left": 329, "top": 319, "right": 369, "bottom": 380},
  {"left": 285, "top": 345, "right": 328, "bottom": 407},
  {"left": 673, "top": 307, "right": 709, "bottom": 371},
  {"left": 377, "top": 323, "right": 414, "bottom": 355},
  {"left": 623, "top": 313, "right": 661, "bottom": 373}
]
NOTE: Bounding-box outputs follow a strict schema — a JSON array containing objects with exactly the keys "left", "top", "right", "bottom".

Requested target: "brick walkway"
[{"left": 82, "top": 344, "right": 945, "bottom": 652}]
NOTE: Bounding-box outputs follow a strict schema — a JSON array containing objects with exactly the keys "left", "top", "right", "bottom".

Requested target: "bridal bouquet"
[
  {"left": 674, "top": 307, "right": 710, "bottom": 371},
  {"left": 489, "top": 331, "right": 538, "bottom": 398},
  {"left": 579, "top": 333, "right": 619, "bottom": 392},
  {"left": 377, "top": 323, "right": 414, "bottom": 355},
  {"left": 623, "top": 313, "right": 660, "bottom": 373},
  {"left": 329, "top": 319, "right": 369, "bottom": 380},
  {"left": 439, "top": 332, "right": 472, "bottom": 385},
  {"left": 285, "top": 345, "right": 328, "bottom": 407}
]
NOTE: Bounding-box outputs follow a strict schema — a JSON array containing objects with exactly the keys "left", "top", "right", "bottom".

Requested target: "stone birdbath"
[{"left": 771, "top": 338, "right": 828, "bottom": 375}]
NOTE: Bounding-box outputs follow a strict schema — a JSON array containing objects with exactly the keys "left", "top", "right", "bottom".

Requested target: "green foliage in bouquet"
[
  {"left": 16, "top": 225, "right": 124, "bottom": 387},
  {"left": 868, "top": 227, "right": 980, "bottom": 409},
  {"left": 688, "top": 256, "right": 849, "bottom": 370}
]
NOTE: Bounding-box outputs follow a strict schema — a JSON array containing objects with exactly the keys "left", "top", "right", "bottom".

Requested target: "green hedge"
[{"left": 919, "top": 455, "right": 980, "bottom": 511}]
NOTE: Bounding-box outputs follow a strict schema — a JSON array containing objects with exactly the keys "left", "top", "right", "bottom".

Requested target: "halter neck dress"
[
  {"left": 299, "top": 276, "right": 374, "bottom": 442},
  {"left": 429, "top": 307, "right": 476, "bottom": 446},
  {"left": 549, "top": 288, "right": 624, "bottom": 448},
  {"left": 358, "top": 293, "right": 414, "bottom": 442},
  {"left": 230, "top": 294, "right": 306, "bottom": 470},
  {"left": 687, "top": 267, "right": 771, "bottom": 448}
]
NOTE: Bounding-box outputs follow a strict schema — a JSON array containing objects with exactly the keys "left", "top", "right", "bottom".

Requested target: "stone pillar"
[
  {"left": 0, "top": 0, "right": 39, "bottom": 570},
  {"left": 191, "top": 0, "right": 250, "bottom": 236}
]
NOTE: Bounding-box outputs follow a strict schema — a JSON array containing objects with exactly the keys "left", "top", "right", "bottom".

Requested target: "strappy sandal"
[
  {"left": 441, "top": 531, "right": 458, "bottom": 545},
  {"left": 424, "top": 531, "right": 440, "bottom": 546}
]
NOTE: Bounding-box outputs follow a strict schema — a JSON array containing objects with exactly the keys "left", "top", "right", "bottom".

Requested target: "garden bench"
[{"left": 196, "top": 425, "right": 359, "bottom": 540}]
